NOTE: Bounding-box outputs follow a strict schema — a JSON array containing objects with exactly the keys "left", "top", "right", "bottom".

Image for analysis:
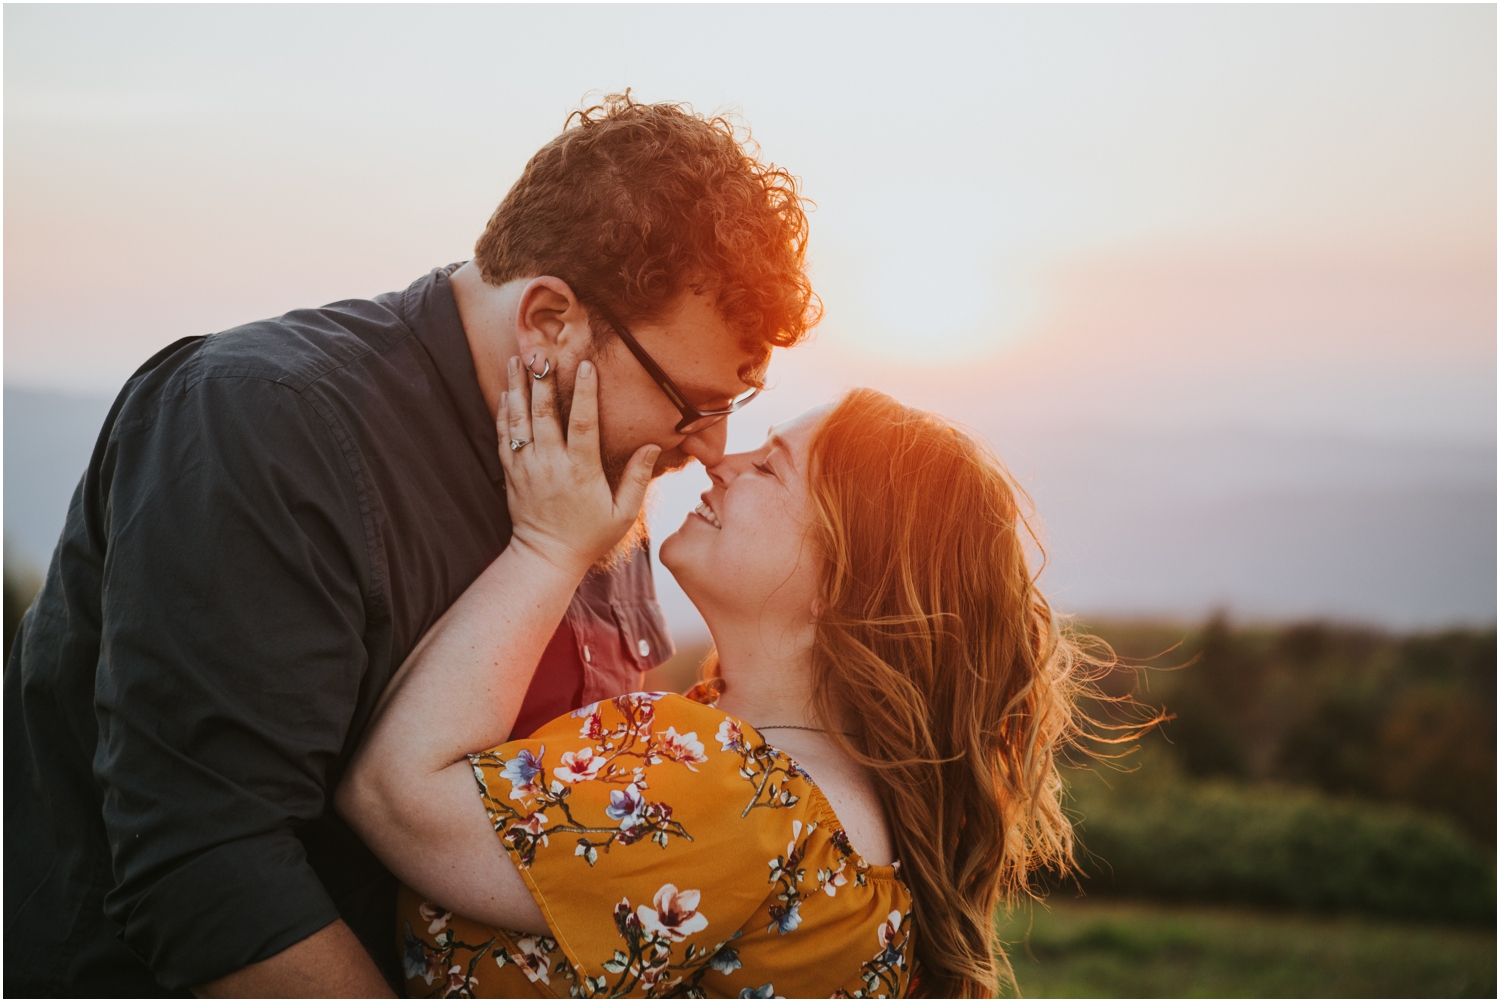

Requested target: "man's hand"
[{"left": 195, "top": 919, "right": 394, "bottom": 998}]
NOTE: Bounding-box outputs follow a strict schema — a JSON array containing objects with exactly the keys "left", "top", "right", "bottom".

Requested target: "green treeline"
[
  {"left": 1066, "top": 618, "right": 1496, "bottom": 924},
  {"left": 1094, "top": 617, "right": 1495, "bottom": 841}
]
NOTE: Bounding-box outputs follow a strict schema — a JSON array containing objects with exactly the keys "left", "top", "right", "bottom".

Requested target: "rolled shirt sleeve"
[{"left": 94, "top": 374, "right": 374, "bottom": 988}]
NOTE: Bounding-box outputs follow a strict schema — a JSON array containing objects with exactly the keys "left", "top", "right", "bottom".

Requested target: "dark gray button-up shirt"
[{"left": 3, "top": 265, "right": 673, "bottom": 994}]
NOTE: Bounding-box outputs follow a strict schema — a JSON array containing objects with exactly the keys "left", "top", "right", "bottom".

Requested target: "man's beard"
[
  {"left": 554, "top": 360, "right": 686, "bottom": 572},
  {"left": 594, "top": 504, "right": 650, "bottom": 573},
  {"left": 558, "top": 363, "right": 691, "bottom": 491},
  {"left": 593, "top": 441, "right": 651, "bottom": 573},
  {"left": 557, "top": 359, "right": 630, "bottom": 494}
]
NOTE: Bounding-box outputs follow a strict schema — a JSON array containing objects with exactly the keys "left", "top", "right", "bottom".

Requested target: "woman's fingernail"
[
  {"left": 579, "top": 360, "right": 594, "bottom": 378},
  {"left": 508, "top": 356, "right": 519, "bottom": 375},
  {"left": 645, "top": 445, "right": 661, "bottom": 464}
]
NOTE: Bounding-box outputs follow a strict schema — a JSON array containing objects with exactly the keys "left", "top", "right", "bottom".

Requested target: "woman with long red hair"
[{"left": 339, "top": 362, "right": 1097, "bottom": 997}]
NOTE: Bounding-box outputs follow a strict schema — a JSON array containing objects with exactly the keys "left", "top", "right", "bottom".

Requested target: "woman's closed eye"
[{"left": 753, "top": 460, "right": 777, "bottom": 479}]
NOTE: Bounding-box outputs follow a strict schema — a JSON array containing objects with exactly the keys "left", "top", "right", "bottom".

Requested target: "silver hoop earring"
[{"left": 526, "top": 355, "right": 551, "bottom": 380}]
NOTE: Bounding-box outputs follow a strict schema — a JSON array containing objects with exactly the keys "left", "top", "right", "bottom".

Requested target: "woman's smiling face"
[{"left": 659, "top": 406, "right": 830, "bottom": 629}]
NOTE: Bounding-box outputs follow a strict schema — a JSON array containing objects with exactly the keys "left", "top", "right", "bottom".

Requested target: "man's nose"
[{"left": 679, "top": 419, "right": 728, "bottom": 468}]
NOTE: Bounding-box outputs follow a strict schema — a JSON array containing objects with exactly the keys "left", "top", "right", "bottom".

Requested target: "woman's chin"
[
  {"left": 657, "top": 523, "right": 693, "bottom": 574},
  {"left": 659, "top": 526, "right": 710, "bottom": 598}
]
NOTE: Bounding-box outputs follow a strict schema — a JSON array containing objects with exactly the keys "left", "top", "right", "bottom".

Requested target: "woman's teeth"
[{"left": 693, "top": 501, "right": 722, "bottom": 529}]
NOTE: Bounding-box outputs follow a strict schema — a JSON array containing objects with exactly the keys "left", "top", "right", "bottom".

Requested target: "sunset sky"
[{"left": 5, "top": 5, "right": 1494, "bottom": 628}]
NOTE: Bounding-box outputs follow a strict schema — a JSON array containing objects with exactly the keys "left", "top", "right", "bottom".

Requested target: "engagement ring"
[{"left": 509, "top": 438, "right": 531, "bottom": 452}]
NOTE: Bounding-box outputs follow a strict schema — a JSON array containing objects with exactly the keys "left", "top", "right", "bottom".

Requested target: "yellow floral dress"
[{"left": 397, "top": 692, "right": 915, "bottom": 998}]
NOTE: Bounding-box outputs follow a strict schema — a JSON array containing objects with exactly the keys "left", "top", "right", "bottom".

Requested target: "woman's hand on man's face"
[{"left": 498, "top": 356, "right": 660, "bottom": 575}]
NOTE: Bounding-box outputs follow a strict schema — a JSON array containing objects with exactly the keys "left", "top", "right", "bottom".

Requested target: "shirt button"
[
  {"left": 583, "top": 645, "right": 591, "bottom": 663},
  {"left": 637, "top": 639, "right": 651, "bottom": 657}
]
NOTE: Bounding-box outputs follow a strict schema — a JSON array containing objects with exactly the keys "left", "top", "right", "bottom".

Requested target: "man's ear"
[{"left": 515, "top": 277, "right": 586, "bottom": 359}]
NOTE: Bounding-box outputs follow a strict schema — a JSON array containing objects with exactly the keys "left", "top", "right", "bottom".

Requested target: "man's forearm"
[{"left": 195, "top": 919, "right": 393, "bottom": 998}]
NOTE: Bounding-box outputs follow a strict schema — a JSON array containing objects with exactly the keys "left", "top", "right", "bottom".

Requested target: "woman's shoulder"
[
  {"left": 489, "top": 691, "right": 907, "bottom": 902},
  {"left": 488, "top": 691, "right": 803, "bottom": 828},
  {"left": 460, "top": 691, "right": 915, "bottom": 997},
  {"left": 517, "top": 690, "right": 776, "bottom": 791},
  {"left": 516, "top": 691, "right": 901, "bottom": 871}
]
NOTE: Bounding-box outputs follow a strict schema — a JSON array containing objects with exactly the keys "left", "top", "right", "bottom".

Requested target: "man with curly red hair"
[
  {"left": 4, "top": 93, "right": 817, "bottom": 998},
  {"left": 464, "top": 92, "right": 818, "bottom": 492}
]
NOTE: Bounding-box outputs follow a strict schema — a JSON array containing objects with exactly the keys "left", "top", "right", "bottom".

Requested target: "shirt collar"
[{"left": 403, "top": 263, "right": 503, "bottom": 483}]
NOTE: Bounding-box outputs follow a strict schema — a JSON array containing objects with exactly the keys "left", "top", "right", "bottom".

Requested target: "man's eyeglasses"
[{"left": 589, "top": 304, "right": 761, "bottom": 435}]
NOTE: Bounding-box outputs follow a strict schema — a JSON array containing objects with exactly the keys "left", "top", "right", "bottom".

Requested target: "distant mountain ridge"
[
  {"left": 1003, "top": 427, "right": 1496, "bottom": 627},
  {"left": 7, "top": 385, "right": 1495, "bottom": 631}
]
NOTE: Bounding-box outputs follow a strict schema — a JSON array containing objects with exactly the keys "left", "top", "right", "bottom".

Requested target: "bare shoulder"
[{"left": 758, "top": 731, "right": 897, "bottom": 867}]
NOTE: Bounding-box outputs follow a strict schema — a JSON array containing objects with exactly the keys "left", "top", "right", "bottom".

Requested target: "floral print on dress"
[
  {"left": 470, "top": 695, "right": 695, "bottom": 869},
  {"left": 397, "top": 692, "right": 914, "bottom": 998},
  {"left": 503, "top": 934, "right": 556, "bottom": 985},
  {"left": 636, "top": 884, "right": 708, "bottom": 941}
]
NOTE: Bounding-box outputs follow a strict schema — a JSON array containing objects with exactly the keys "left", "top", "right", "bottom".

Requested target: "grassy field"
[{"left": 994, "top": 898, "right": 1496, "bottom": 998}]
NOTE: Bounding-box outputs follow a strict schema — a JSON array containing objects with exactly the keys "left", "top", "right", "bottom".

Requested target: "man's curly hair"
[{"left": 475, "top": 92, "right": 820, "bottom": 377}]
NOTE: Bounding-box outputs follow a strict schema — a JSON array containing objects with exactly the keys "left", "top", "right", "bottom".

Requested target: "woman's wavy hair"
[
  {"left": 475, "top": 91, "right": 820, "bottom": 377},
  {"left": 799, "top": 389, "right": 1137, "bottom": 996}
]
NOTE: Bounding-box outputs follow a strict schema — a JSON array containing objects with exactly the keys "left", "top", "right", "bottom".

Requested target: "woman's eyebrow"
[{"left": 767, "top": 433, "right": 796, "bottom": 470}]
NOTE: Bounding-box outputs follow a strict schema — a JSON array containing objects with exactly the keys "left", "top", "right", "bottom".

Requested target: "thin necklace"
[{"left": 755, "top": 724, "right": 858, "bottom": 737}]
